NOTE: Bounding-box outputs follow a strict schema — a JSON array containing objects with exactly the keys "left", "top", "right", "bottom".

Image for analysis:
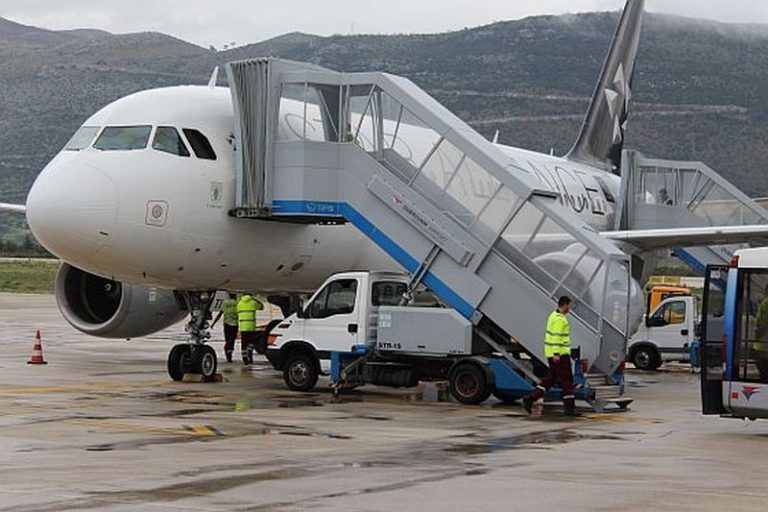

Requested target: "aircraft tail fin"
[{"left": 566, "top": 0, "right": 645, "bottom": 173}]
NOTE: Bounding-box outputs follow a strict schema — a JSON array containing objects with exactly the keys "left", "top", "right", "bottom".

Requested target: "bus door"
[
  {"left": 700, "top": 265, "right": 729, "bottom": 415},
  {"left": 726, "top": 268, "right": 768, "bottom": 418}
]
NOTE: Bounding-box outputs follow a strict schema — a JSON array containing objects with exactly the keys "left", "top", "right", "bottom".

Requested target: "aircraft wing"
[
  {"left": 601, "top": 225, "right": 768, "bottom": 251},
  {"left": 0, "top": 203, "right": 26, "bottom": 214}
]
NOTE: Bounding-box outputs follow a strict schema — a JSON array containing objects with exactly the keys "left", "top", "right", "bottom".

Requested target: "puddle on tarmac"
[{"left": 445, "top": 429, "right": 626, "bottom": 455}]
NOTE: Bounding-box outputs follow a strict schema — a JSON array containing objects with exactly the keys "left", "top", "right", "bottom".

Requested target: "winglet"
[
  {"left": 208, "top": 67, "right": 220, "bottom": 88},
  {"left": 566, "top": 0, "right": 645, "bottom": 173}
]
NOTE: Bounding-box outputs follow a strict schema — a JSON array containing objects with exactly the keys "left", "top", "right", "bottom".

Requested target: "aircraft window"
[
  {"left": 94, "top": 126, "right": 152, "bottom": 151},
  {"left": 65, "top": 126, "right": 100, "bottom": 151},
  {"left": 153, "top": 127, "right": 190, "bottom": 157},
  {"left": 183, "top": 129, "right": 217, "bottom": 160}
]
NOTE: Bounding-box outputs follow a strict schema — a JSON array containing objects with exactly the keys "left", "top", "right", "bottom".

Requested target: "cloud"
[{"left": 2, "top": 0, "right": 767, "bottom": 48}]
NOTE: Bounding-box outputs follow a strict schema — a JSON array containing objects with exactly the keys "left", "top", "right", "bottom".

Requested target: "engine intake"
[{"left": 55, "top": 263, "right": 187, "bottom": 339}]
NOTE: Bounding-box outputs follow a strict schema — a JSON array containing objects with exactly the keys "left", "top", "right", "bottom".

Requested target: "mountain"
[{"left": 3, "top": 11, "right": 768, "bottom": 241}]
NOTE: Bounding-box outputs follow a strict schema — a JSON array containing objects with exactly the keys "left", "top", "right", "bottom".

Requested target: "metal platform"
[{"left": 618, "top": 150, "right": 768, "bottom": 271}]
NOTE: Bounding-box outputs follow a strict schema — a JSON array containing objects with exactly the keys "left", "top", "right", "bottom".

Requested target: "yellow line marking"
[
  {"left": 64, "top": 418, "right": 219, "bottom": 437},
  {"left": 0, "top": 381, "right": 168, "bottom": 394},
  {"left": 187, "top": 425, "right": 217, "bottom": 436}
]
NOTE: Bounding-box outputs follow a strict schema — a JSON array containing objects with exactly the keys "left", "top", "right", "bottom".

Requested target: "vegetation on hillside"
[{"left": 0, "top": 259, "right": 57, "bottom": 294}]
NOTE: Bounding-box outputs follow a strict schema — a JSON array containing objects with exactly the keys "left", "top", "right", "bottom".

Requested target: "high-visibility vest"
[
  {"left": 544, "top": 310, "right": 571, "bottom": 358},
  {"left": 222, "top": 299, "right": 239, "bottom": 327},
  {"left": 236, "top": 295, "right": 263, "bottom": 332}
]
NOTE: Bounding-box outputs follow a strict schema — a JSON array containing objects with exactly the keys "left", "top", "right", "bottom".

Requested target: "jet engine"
[{"left": 55, "top": 263, "right": 188, "bottom": 339}]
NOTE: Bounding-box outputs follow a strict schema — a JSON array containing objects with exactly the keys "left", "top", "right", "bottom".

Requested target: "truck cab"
[
  {"left": 629, "top": 295, "right": 697, "bottom": 370},
  {"left": 266, "top": 271, "right": 411, "bottom": 390}
]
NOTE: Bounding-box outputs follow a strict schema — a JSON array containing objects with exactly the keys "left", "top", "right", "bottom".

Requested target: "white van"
[{"left": 628, "top": 295, "right": 697, "bottom": 371}]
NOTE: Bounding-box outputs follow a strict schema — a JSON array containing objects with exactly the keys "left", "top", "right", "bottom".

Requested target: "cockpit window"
[
  {"left": 65, "top": 126, "right": 100, "bottom": 151},
  {"left": 183, "top": 129, "right": 217, "bottom": 160},
  {"left": 94, "top": 126, "right": 152, "bottom": 151},
  {"left": 153, "top": 127, "right": 190, "bottom": 157}
]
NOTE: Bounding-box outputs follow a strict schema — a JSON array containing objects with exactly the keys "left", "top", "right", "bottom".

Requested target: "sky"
[{"left": 2, "top": 0, "right": 768, "bottom": 49}]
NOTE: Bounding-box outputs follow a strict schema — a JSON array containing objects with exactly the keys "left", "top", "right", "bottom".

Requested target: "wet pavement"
[{"left": 0, "top": 293, "right": 766, "bottom": 511}]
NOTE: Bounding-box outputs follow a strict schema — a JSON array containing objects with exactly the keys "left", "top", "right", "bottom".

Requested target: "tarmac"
[{"left": 0, "top": 293, "right": 766, "bottom": 511}]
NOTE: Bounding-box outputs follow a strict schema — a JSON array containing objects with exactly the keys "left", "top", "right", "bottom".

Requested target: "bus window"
[{"left": 735, "top": 270, "right": 768, "bottom": 383}]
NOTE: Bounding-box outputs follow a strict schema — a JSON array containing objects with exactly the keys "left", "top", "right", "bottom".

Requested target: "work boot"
[
  {"left": 225, "top": 351, "right": 233, "bottom": 364},
  {"left": 523, "top": 396, "right": 534, "bottom": 415},
  {"left": 563, "top": 398, "right": 582, "bottom": 417}
]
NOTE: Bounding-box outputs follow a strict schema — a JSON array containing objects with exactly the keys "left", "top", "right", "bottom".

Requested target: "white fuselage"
[{"left": 26, "top": 85, "right": 622, "bottom": 295}]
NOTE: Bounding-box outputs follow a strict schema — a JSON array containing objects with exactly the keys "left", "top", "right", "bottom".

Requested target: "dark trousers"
[
  {"left": 223, "top": 324, "right": 238, "bottom": 357},
  {"left": 529, "top": 356, "right": 576, "bottom": 411},
  {"left": 241, "top": 331, "right": 256, "bottom": 364}
]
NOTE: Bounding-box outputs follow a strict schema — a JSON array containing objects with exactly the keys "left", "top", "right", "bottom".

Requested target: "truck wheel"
[
  {"left": 631, "top": 346, "right": 661, "bottom": 372},
  {"left": 449, "top": 363, "right": 491, "bottom": 405},
  {"left": 283, "top": 352, "right": 319, "bottom": 392},
  {"left": 168, "top": 344, "right": 193, "bottom": 381}
]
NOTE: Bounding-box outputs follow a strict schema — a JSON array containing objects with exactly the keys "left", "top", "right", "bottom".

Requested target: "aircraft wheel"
[
  {"left": 168, "top": 344, "right": 194, "bottom": 381},
  {"left": 194, "top": 345, "right": 218, "bottom": 383}
]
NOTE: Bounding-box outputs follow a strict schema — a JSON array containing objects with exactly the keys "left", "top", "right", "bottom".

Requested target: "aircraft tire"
[
  {"left": 195, "top": 345, "right": 218, "bottom": 383},
  {"left": 168, "top": 344, "right": 193, "bottom": 381}
]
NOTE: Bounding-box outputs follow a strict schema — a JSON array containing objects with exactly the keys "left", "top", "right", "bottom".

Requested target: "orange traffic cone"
[{"left": 27, "top": 330, "right": 48, "bottom": 365}]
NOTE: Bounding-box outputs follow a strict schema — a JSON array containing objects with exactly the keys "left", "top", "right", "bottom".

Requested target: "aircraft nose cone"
[{"left": 27, "top": 156, "right": 117, "bottom": 262}]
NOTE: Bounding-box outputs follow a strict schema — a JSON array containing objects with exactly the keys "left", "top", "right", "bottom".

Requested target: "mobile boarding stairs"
[{"left": 223, "top": 58, "right": 760, "bottom": 410}]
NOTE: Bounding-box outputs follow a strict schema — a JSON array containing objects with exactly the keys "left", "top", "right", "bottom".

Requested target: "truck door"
[
  {"left": 646, "top": 298, "right": 690, "bottom": 357},
  {"left": 700, "top": 265, "right": 729, "bottom": 415},
  {"left": 303, "top": 277, "right": 362, "bottom": 353}
]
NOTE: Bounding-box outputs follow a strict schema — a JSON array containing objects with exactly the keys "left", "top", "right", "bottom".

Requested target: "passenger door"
[
  {"left": 700, "top": 265, "right": 728, "bottom": 415},
  {"left": 303, "top": 278, "right": 362, "bottom": 354},
  {"left": 647, "top": 299, "right": 690, "bottom": 357}
]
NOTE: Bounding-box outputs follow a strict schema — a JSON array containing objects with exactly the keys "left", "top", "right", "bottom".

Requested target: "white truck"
[
  {"left": 265, "top": 271, "right": 631, "bottom": 410},
  {"left": 628, "top": 295, "right": 697, "bottom": 371},
  {"left": 265, "top": 271, "right": 464, "bottom": 391}
]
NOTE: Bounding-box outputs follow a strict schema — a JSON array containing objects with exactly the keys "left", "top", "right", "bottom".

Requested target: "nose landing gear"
[{"left": 167, "top": 291, "right": 219, "bottom": 382}]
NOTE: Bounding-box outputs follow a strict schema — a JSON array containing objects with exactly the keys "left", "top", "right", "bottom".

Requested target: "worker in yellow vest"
[
  {"left": 212, "top": 293, "right": 239, "bottom": 363},
  {"left": 236, "top": 294, "right": 263, "bottom": 365},
  {"left": 523, "top": 296, "right": 580, "bottom": 417}
]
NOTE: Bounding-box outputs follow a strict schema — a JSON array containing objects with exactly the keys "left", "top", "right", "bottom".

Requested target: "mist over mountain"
[{"left": 2, "top": 11, "right": 768, "bottom": 241}]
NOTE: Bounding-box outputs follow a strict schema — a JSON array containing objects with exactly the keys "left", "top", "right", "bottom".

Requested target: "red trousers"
[{"left": 529, "top": 356, "right": 576, "bottom": 409}]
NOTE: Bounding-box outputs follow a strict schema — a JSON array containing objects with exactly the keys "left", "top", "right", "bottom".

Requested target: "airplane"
[{"left": 2, "top": 0, "right": 767, "bottom": 381}]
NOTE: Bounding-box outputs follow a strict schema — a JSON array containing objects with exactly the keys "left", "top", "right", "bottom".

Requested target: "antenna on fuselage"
[
  {"left": 208, "top": 67, "right": 220, "bottom": 88},
  {"left": 492, "top": 130, "right": 500, "bottom": 144}
]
